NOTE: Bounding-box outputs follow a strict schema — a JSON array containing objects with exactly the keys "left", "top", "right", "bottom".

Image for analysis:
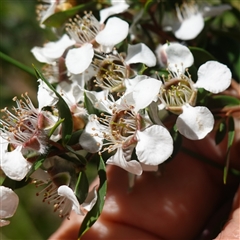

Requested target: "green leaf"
[
  {"left": 78, "top": 155, "right": 107, "bottom": 238},
  {"left": 1, "top": 177, "right": 31, "bottom": 190},
  {"left": 65, "top": 145, "right": 87, "bottom": 165},
  {"left": 189, "top": 47, "right": 215, "bottom": 69},
  {"left": 43, "top": 3, "right": 95, "bottom": 28},
  {"left": 34, "top": 67, "right": 73, "bottom": 144},
  {"left": 48, "top": 118, "right": 65, "bottom": 138},
  {"left": 0, "top": 51, "right": 35, "bottom": 76},
  {"left": 84, "top": 92, "right": 100, "bottom": 115},
  {"left": 75, "top": 171, "right": 89, "bottom": 204},
  {"left": 215, "top": 119, "right": 227, "bottom": 145},
  {"left": 223, "top": 116, "right": 235, "bottom": 184},
  {"left": 211, "top": 95, "right": 240, "bottom": 107},
  {"left": 25, "top": 153, "right": 48, "bottom": 179}
]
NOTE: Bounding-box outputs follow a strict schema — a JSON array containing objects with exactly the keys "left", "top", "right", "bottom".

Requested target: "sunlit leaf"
[{"left": 78, "top": 155, "right": 107, "bottom": 238}]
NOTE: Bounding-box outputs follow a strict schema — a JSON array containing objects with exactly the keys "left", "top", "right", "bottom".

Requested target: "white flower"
[
  {"left": 58, "top": 185, "right": 83, "bottom": 216},
  {"left": 0, "top": 81, "right": 59, "bottom": 180},
  {"left": 31, "top": 34, "right": 75, "bottom": 64},
  {"left": 0, "top": 186, "right": 19, "bottom": 227},
  {"left": 80, "top": 79, "right": 173, "bottom": 175},
  {"left": 162, "top": 2, "right": 231, "bottom": 40},
  {"left": 65, "top": 15, "right": 129, "bottom": 74},
  {"left": 158, "top": 53, "right": 232, "bottom": 139},
  {"left": 99, "top": 0, "right": 129, "bottom": 24}
]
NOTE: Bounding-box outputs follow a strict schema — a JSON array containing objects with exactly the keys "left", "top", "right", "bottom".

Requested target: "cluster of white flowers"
[{"left": 0, "top": 0, "right": 233, "bottom": 229}]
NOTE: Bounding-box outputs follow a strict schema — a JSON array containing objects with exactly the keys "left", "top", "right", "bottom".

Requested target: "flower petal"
[
  {"left": 65, "top": 43, "right": 94, "bottom": 74},
  {"left": 195, "top": 61, "right": 232, "bottom": 93},
  {"left": 136, "top": 125, "right": 173, "bottom": 165},
  {"left": 1, "top": 146, "right": 32, "bottom": 181},
  {"left": 132, "top": 78, "right": 162, "bottom": 112},
  {"left": 173, "top": 13, "right": 204, "bottom": 40},
  {"left": 106, "top": 148, "right": 142, "bottom": 175},
  {"left": 82, "top": 187, "right": 98, "bottom": 211},
  {"left": 176, "top": 104, "right": 214, "bottom": 140},
  {"left": 160, "top": 42, "right": 194, "bottom": 70},
  {"left": 79, "top": 115, "right": 103, "bottom": 153},
  {"left": 100, "top": 3, "right": 129, "bottom": 24},
  {"left": 0, "top": 186, "right": 19, "bottom": 225},
  {"left": 57, "top": 185, "right": 82, "bottom": 215},
  {"left": 37, "top": 79, "right": 58, "bottom": 109},
  {"left": 31, "top": 34, "right": 75, "bottom": 63},
  {"left": 96, "top": 17, "right": 129, "bottom": 53},
  {"left": 125, "top": 43, "right": 156, "bottom": 67}
]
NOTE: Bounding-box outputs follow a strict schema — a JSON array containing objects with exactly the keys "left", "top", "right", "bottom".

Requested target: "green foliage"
[{"left": 78, "top": 155, "right": 107, "bottom": 238}]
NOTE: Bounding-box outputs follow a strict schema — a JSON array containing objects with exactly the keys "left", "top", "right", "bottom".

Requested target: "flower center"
[
  {"left": 93, "top": 55, "right": 128, "bottom": 92},
  {"left": 176, "top": 2, "right": 199, "bottom": 22},
  {"left": 66, "top": 12, "right": 101, "bottom": 45},
  {"left": 0, "top": 93, "right": 47, "bottom": 153},
  {"left": 159, "top": 73, "right": 197, "bottom": 114}
]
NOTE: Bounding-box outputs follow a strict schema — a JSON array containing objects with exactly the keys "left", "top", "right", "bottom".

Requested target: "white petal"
[
  {"left": 132, "top": 78, "right": 162, "bottom": 112},
  {"left": 31, "top": 47, "right": 53, "bottom": 64},
  {"left": 124, "top": 75, "right": 145, "bottom": 94},
  {"left": 0, "top": 186, "right": 19, "bottom": 223},
  {"left": 31, "top": 34, "right": 75, "bottom": 63},
  {"left": 37, "top": 79, "right": 58, "bottom": 109},
  {"left": 1, "top": 146, "right": 32, "bottom": 181},
  {"left": 195, "top": 61, "right": 232, "bottom": 93},
  {"left": 42, "top": 34, "right": 75, "bottom": 59},
  {"left": 58, "top": 185, "right": 82, "bottom": 215},
  {"left": 82, "top": 187, "right": 98, "bottom": 211},
  {"left": 125, "top": 43, "right": 157, "bottom": 67},
  {"left": 136, "top": 125, "right": 173, "bottom": 165},
  {"left": 173, "top": 13, "right": 204, "bottom": 40},
  {"left": 65, "top": 43, "right": 94, "bottom": 74},
  {"left": 106, "top": 148, "right": 142, "bottom": 175},
  {"left": 164, "top": 42, "right": 194, "bottom": 70},
  {"left": 79, "top": 115, "right": 103, "bottom": 153},
  {"left": 96, "top": 17, "right": 129, "bottom": 53},
  {"left": 176, "top": 104, "right": 214, "bottom": 140},
  {"left": 100, "top": 3, "right": 129, "bottom": 24}
]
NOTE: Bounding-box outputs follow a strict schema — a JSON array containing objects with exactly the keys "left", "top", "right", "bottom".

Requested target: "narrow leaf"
[
  {"left": 75, "top": 171, "right": 89, "bottom": 204},
  {"left": 215, "top": 119, "right": 227, "bottom": 145},
  {"left": 223, "top": 116, "right": 235, "bottom": 184},
  {"left": 78, "top": 155, "right": 107, "bottom": 238}
]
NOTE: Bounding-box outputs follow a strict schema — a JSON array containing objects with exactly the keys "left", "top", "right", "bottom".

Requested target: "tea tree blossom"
[
  {"left": 80, "top": 79, "right": 173, "bottom": 175},
  {"left": 31, "top": 157, "right": 97, "bottom": 219},
  {"left": 0, "top": 186, "right": 19, "bottom": 227},
  {"left": 0, "top": 80, "right": 59, "bottom": 180},
  {"left": 158, "top": 59, "right": 232, "bottom": 140},
  {"left": 162, "top": 2, "right": 231, "bottom": 40},
  {"left": 65, "top": 14, "right": 129, "bottom": 74}
]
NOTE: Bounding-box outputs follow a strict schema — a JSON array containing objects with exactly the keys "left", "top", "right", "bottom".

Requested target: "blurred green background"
[
  {"left": 0, "top": 0, "right": 239, "bottom": 239},
  {"left": 0, "top": 1, "right": 63, "bottom": 239}
]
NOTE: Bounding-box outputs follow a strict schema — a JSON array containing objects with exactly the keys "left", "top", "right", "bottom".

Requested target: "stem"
[
  {"left": 0, "top": 51, "right": 35, "bottom": 77},
  {"left": 181, "top": 147, "right": 240, "bottom": 177}
]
